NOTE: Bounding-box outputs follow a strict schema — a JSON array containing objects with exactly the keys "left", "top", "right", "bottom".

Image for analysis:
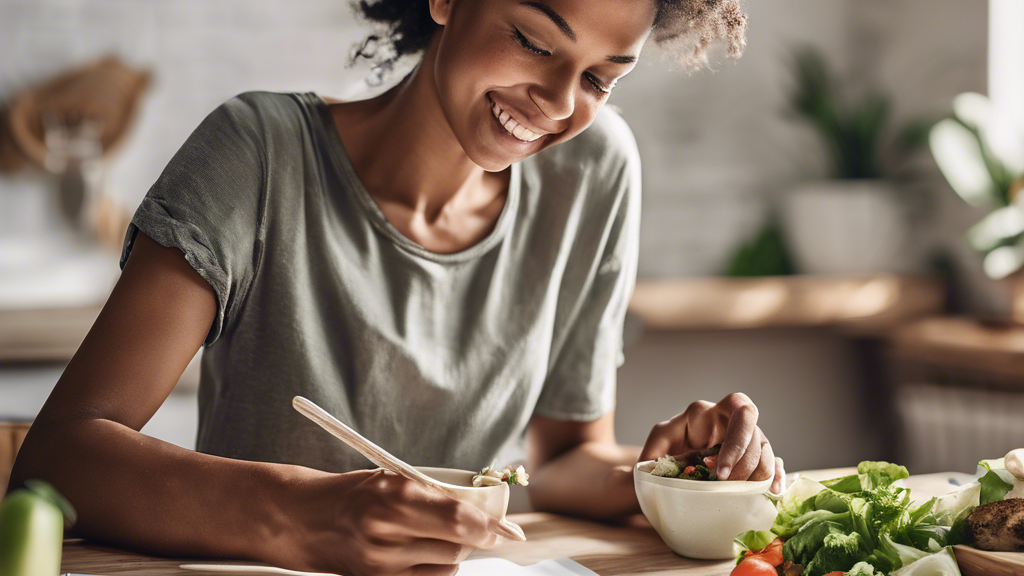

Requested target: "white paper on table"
[
  {"left": 456, "top": 558, "right": 598, "bottom": 576},
  {"left": 180, "top": 557, "right": 598, "bottom": 576}
]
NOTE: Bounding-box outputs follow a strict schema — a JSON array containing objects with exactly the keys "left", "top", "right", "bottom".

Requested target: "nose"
[{"left": 529, "top": 66, "right": 576, "bottom": 122}]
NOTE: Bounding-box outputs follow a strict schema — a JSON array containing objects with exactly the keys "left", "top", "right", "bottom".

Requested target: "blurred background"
[{"left": 2, "top": 0, "right": 1023, "bottom": 497}]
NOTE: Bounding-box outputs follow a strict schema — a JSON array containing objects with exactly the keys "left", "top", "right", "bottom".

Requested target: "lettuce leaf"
[
  {"left": 979, "top": 469, "right": 1013, "bottom": 504},
  {"left": 858, "top": 461, "right": 910, "bottom": 491},
  {"left": 770, "top": 461, "right": 949, "bottom": 575},
  {"left": 889, "top": 547, "right": 962, "bottom": 576}
]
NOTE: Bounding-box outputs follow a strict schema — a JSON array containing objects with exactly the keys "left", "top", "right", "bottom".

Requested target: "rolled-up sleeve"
[{"left": 120, "top": 93, "right": 268, "bottom": 345}]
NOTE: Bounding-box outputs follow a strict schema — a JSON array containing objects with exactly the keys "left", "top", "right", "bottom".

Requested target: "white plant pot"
[{"left": 781, "top": 180, "right": 908, "bottom": 275}]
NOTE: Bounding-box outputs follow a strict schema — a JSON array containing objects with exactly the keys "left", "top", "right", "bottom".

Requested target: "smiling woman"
[
  {"left": 355, "top": 0, "right": 749, "bottom": 77},
  {"left": 6, "top": 1, "right": 782, "bottom": 575}
]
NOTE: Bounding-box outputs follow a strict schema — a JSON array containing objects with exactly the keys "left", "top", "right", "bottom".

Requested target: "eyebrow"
[{"left": 519, "top": 1, "right": 638, "bottom": 65}]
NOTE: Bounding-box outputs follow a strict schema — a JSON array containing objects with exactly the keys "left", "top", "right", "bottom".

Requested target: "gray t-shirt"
[{"left": 120, "top": 91, "right": 640, "bottom": 473}]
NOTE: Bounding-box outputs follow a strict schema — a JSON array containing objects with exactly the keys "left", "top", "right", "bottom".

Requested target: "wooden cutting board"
[{"left": 953, "top": 545, "right": 1024, "bottom": 576}]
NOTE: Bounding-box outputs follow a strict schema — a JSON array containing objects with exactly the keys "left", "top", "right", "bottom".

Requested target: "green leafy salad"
[{"left": 733, "top": 459, "right": 1020, "bottom": 576}]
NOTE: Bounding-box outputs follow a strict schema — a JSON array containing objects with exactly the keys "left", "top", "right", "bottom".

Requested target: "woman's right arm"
[{"left": 8, "top": 232, "right": 507, "bottom": 575}]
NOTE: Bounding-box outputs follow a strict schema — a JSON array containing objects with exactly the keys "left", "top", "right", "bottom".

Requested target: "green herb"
[{"left": 769, "top": 461, "right": 957, "bottom": 576}]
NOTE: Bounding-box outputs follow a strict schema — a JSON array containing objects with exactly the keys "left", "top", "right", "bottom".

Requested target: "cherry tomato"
[
  {"left": 741, "top": 537, "right": 783, "bottom": 567},
  {"left": 683, "top": 465, "right": 696, "bottom": 475},
  {"left": 823, "top": 573, "right": 845, "bottom": 576},
  {"left": 730, "top": 557, "right": 777, "bottom": 576}
]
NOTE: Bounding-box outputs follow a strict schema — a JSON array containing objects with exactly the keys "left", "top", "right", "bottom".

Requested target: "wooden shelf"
[
  {"left": 628, "top": 275, "right": 944, "bottom": 334},
  {"left": 890, "top": 316, "right": 1024, "bottom": 378},
  {"left": 0, "top": 275, "right": 944, "bottom": 362},
  {"left": 0, "top": 305, "right": 102, "bottom": 362}
]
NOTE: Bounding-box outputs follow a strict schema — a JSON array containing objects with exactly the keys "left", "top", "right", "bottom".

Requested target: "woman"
[{"left": 10, "top": 0, "right": 783, "bottom": 574}]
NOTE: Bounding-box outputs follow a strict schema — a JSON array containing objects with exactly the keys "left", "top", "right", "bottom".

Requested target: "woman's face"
[{"left": 430, "top": 0, "right": 656, "bottom": 171}]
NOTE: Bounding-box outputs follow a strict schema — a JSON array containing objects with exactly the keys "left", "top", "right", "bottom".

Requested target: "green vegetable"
[
  {"left": 734, "top": 530, "right": 776, "bottom": 564},
  {"left": 804, "top": 531, "right": 868, "bottom": 576},
  {"left": 945, "top": 513, "right": 974, "bottom": 546},
  {"left": 0, "top": 480, "right": 76, "bottom": 576},
  {"left": 735, "top": 529, "right": 776, "bottom": 553},
  {"left": 821, "top": 473, "right": 862, "bottom": 494},
  {"left": 848, "top": 561, "right": 879, "bottom": 576},
  {"left": 857, "top": 461, "right": 910, "bottom": 491},
  {"left": 889, "top": 547, "right": 962, "bottom": 576},
  {"left": 978, "top": 469, "right": 1013, "bottom": 505},
  {"left": 784, "top": 521, "right": 848, "bottom": 567},
  {"left": 769, "top": 461, "right": 957, "bottom": 575}
]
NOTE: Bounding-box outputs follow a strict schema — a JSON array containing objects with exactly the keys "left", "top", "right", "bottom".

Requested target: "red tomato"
[
  {"left": 683, "top": 465, "right": 696, "bottom": 475},
  {"left": 741, "top": 538, "right": 784, "bottom": 567},
  {"left": 730, "top": 557, "right": 777, "bottom": 576},
  {"left": 822, "top": 573, "right": 845, "bottom": 576}
]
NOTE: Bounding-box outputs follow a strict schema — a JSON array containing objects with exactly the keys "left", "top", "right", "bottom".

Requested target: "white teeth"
[{"left": 490, "top": 98, "right": 544, "bottom": 143}]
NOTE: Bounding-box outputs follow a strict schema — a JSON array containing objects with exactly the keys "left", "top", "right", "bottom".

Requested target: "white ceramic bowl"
[
  {"left": 634, "top": 460, "right": 777, "bottom": 559},
  {"left": 416, "top": 467, "right": 510, "bottom": 522}
]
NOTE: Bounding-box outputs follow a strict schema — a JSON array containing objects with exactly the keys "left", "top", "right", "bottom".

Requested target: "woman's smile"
[
  {"left": 487, "top": 93, "right": 551, "bottom": 143},
  {"left": 486, "top": 93, "right": 556, "bottom": 151}
]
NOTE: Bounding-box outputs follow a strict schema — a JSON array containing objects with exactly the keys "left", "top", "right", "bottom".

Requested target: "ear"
[{"left": 427, "top": 0, "right": 452, "bottom": 26}]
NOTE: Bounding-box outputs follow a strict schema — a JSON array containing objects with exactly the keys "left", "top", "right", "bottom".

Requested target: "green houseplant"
[
  {"left": 780, "top": 46, "right": 932, "bottom": 275},
  {"left": 929, "top": 92, "right": 1024, "bottom": 280}
]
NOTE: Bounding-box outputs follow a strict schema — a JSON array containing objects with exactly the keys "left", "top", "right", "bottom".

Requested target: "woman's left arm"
[{"left": 525, "top": 392, "right": 786, "bottom": 521}]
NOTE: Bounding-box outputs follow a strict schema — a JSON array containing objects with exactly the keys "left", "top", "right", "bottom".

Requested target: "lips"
[{"left": 487, "top": 95, "right": 551, "bottom": 143}]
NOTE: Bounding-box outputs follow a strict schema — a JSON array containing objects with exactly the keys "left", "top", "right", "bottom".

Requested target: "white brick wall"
[{"left": 0, "top": 0, "right": 989, "bottom": 282}]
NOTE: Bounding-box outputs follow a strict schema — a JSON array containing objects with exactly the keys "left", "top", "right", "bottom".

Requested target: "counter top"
[
  {"left": 57, "top": 474, "right": 1024, "bottom": 576},
  {"left": 61, "top": 512, "right": 734, "bottom": 576}
]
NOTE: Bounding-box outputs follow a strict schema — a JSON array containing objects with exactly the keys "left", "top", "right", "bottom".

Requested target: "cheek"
[
  {"left": 436, "top": 23, "right": 566, "bottom": 108},
  {"left": 550, "top": 101, "right": 603, "bottom": 144},
  {"left": 435, "top": 30, "right": 510, "bottom": 99}
]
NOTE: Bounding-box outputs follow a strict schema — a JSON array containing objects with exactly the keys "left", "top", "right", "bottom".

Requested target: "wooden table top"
[
  {"left": 61, "top": 512, "right": 734, "bottom": 576},
  {"left": 56, "top": 480, "right": 1024, "bottom": 576}
]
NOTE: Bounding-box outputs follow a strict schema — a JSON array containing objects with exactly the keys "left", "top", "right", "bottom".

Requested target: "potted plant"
[
  {"left": 929, "top": 92, "right": 1024, "bottom": 318},
  {"left": 781, "top": 46, "right": 932, "bottom": 275}
]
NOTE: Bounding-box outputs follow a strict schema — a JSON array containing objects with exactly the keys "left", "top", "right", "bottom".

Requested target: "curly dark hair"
[{"left": 350, "top": 0, "right": 748, "bottom": 81}]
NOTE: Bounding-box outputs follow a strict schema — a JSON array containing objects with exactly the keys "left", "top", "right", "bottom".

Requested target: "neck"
[{"left": 339, "top": 35, "right": 501, "bottom": 222}]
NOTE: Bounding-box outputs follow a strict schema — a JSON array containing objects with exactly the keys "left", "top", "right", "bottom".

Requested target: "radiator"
[{"left": 895, "top": 382, "right": 1024, "bottom": 474}]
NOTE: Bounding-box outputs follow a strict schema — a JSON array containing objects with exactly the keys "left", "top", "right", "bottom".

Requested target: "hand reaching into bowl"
[{"left": 638, "top": 393, "right": 785, "bottom": 495}]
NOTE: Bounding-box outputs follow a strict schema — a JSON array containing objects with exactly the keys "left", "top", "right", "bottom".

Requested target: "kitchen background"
[{"left": 2, "top": 0, "right": 1022, "bottom": 501}]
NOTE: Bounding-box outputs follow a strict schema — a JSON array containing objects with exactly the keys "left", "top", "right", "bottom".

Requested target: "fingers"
[
  {"left": 638, "top": 401, "right": 715, "bottom": 461},
  {"left": 402, "top": 497, "right": 506, "bottom": 547},
  {"left": 750, "top": 437, "right": 775, "bottom": 482},
  {"left": 364, "top": 473, "right": 510, "bottom": 547},
  {"left": 771, "top": 457, "right": 786, "bottom": 495},
  {"left": 401, "top": 565, "right": 460, "bottom": 576},
  {"left": 638, "top": 421, "right": 674, "bottom": 462},
  {"left": 715, "top": 401, "right": 758, "bottom": 480},
  {"left": 721, "top": 426, "right": 762, "bottom": 481},
  {"left": 390, "top": 538, "right": 474, "bottom": 566}
]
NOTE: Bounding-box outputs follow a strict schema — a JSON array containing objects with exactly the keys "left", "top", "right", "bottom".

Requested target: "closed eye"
[
  {"left": 510, "top": 27, "right": 614, "bottom": 96},
  {"left": 511, "top": 27, "right": 550, "bottom": 56}
]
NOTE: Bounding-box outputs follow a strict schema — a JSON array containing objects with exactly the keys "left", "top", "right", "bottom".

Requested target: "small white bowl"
[
  {"left": 634, "top": 460, "right": 777, "bottom": 559},
  {"left": 416, "top": 467, "right": 510, "bottom": 522}
]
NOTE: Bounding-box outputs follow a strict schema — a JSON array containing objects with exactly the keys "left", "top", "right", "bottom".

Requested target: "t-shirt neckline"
[{"left": 306, "top": 91, "right": 521, "bottom": 264}]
